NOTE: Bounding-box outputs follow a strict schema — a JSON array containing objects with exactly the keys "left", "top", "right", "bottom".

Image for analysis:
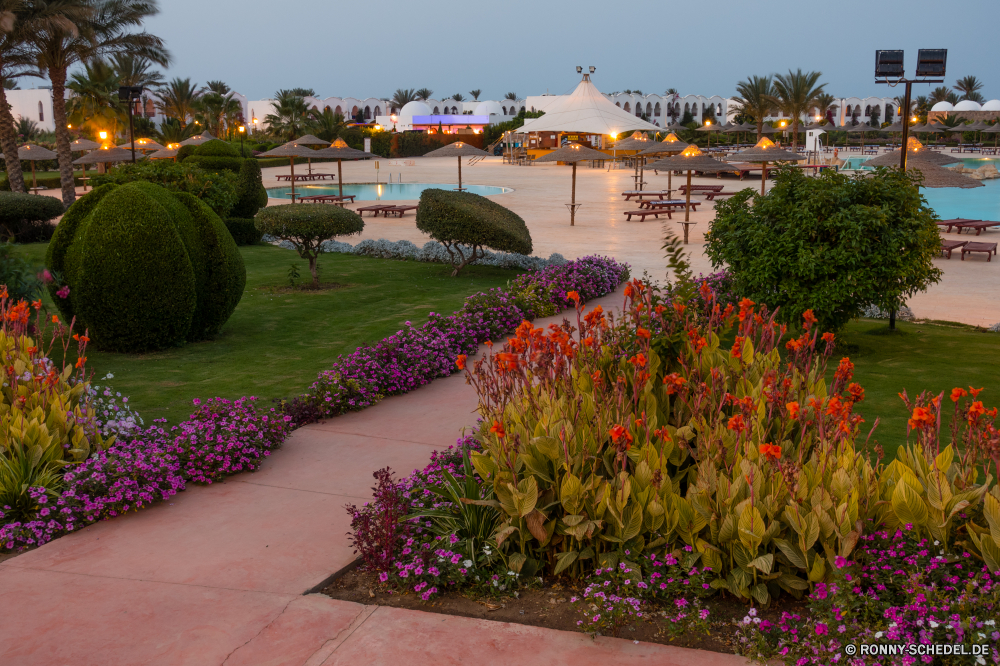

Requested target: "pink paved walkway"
[{"left": 0, "top": 289, "right": 744, "bottom": 666}]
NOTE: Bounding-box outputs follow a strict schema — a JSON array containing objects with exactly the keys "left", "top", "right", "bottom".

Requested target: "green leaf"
[
  {"left": 749, "top": 553, "right": 774, "bottom": 574},
  {"left": 891, "top": 480, "right": 929, "bottom": 528},
  {"left": 934, "top": 445, "right": 954, "bottom": 473},
  {"left": 531, "top": 436, "right": 561, "bottom": 461},
  {"left": 508, "top": 552, "right": 527, "bottom": 573},
  {"left": 773, "top": 538, "right": 808, "bottom": 569},
  {"left": 553, "top": 550, "right": 579, "bottom": 575},
  {"left": 750, "top": 582, "right": 770, "bottom": 606},
  {"left": 738, "top": 504, "right": 765, "bottom": 552}
]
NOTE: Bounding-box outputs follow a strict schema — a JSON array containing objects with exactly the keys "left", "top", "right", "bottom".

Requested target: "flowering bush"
[
  {"left": 315, "top": 237, "right": 567, "bottom": 272},
  {"left": 87, "top": 374, "right": 144, "bottom": 439},
  {"left": 347, "top": 468, "right": 412, "bottom": 575},
  {"left": 287, "top": 256, "right": 629, "bottom": 424}
]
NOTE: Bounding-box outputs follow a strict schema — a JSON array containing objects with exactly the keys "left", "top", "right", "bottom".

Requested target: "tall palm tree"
[
  {"left": 914, "top": 96, "right": 930, "bottom": 119},
  {"left": 954, "top": 75, "right": 984, "bottom": 103},
  {"left": 203, "top": 79, "right": 229, "bottom": 95},
  {"left": 156, "top": 77, "right": 199, "bottom": 126},
  {"left": 111, "top": 52, "right": 160, "bottom": 88},
  {"left": 194, "top": 91, "right": 241, "bottom": 137},
  {"left": 504, "top": 91, "right": 518, "bottom": 101},
  {"left": 769, "top": 69, "right": 825, "bottom": 149},
  {"left": 468, "top": 89, "right": 481, "bottom": 101},
  {"left": 28, "top": 0, "right": 169, "bottom": 206},
  {"left": 265, "top": 90, "right": 311, "bottom": 140},
  {"left": 813, "top": 92, "right": 837, "bottom": 124},
  {"left": 152, "top": 116, "right": 193, "bottom": 144},
  {"left": 391, "top": 87, "right": 415, "bottom": 111},
  {"left": 66, "top": 57, "right": 123, "bottom": 138},
  {"left": 451, "top": 93, "right": 464, "bottom": 102},
  {"left": 415, "top": 87, "right": 433, "bottom": 101},
  {"left": 731, "top": 75, "right": 775, "bottom": 140},
  {"left": 310, "top": 106, "right": 345, "bottom": 142}
]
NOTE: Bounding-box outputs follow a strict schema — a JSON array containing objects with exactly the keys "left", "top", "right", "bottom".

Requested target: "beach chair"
[
  {"left": 937, "top": 219, "right": 979, "bottom": 233},
  {"left": 940, "top": 239, "right": 967, "bottom": 259},
  {"left": 957, "top": 221, "right": 999, "bottom": 236},
  {"left": 357, "top": 205, "right": 391, "bottom": 217},
  {"left": 623, "top": 209, "right": 671, "bottom": 221},
  {"left": 382, "top": 205, "right": 419, "bottom": 218},
  {"left": 961, "top": 242, "right": 998, "bottom": 261}
]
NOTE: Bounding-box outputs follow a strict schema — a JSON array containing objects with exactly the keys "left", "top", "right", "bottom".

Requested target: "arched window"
[
  {"left": 645, "top": 102, "right": 652, "bottom": 115},
  {"left": 351, "top": 105, "right": 359, "bottom": 116},
  {"left": 684, "top": 103, "right": 690, "bottom": 113},
  {"left": 502, "top": 106, "right": 507, "bottom": 115},
  {"left": 654, "top": 102, "right": 661, "bottom": 116},
  {"left": 864, "top": 105, "right": 871, "bottom": 116},
  {"left": 433, "top": 106, "right": 440, "bottom": 114},
  {"left": 374, "top": 106, "right": 381, "bottom": 116},
  {"left": 335, "top": 105, "right": 342, "bottom": 115},
  {"left": 364, "top": 106, "right": 371, "bottom": 119},
  {"left": 616, "top": 102, "right": 621, "bottom": 107},
  {"left": 451, "top": 106, "right": 458, "bottom": 114},
  {"left": 623, "top": 102, "right": 630, "bottom": 112},
  {"left": 519, "top": 106, "right": 524, "bottom": 114},
  {"left": 144, "top": 98, "right": 155, "bottom": 117},
  {"left": 38, "top": 101, "right": 44, "bottom": 122}
]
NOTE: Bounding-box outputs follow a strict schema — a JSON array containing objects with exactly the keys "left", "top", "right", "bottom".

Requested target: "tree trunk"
[
  {"left": 49, "top": 68, "right": 76, "bottom": 207},
  {"left": 791, "top": 119, "right": 799, "bottom": 150},
  {"left": 889, "top": 309, "right": 896, "bottom": 331},
  {"left": 308, "top": 255, "right": 319, "bottom": 288},
  {"left": 0, "top": 80, "right": 27, "bottom": 193}
]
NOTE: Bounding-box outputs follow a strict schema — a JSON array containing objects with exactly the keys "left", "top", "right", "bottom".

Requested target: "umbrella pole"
[
  {"left": 31, "top": 161, "right": 37, "bottom": 191},
  {"left": 338, "top": 159, "right": 343, "bottom": 198},
  {"left": 683, "top": 170, "right": 692, "bottom": 244},
  {"left": 571, "top": 162, "right": 577, "bottom": 226},
  {"left": 308, "top": 157, "right": 313, "bottom": 176},
  {"left": 82, "top": 163, "right": 87, "bottom": 191},
  {"left": 667, "top": 170, "right": 672, "bottom": 198},
  {"left": 760, "top": 161, "right": 767, "bottom": 195},
  {"left": 290, "top": 158, "right": 296, "bottom": 203},
  {"left": 458, "top": 155, "right": 462, "bottom": 191}
]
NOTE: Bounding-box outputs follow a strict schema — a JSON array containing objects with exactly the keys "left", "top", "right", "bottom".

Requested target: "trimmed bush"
[
  {"left": 175, "top": 145, "right": 198, "bottom": 163},
  {"left": 255, "top": 204, "right": 364, "bottom": 287},
  {"left": 91, "top": 160, "right": 239, "bottom": 218},
  {"left": 191, "top": 139, "right": 239, "bottom": 158},
  {"left": 0, "top": 191, "right": 64, "bottom": 242},
  {"left": 225, "top": 218, "right": 262, "bottom": 245},
  {"left": 47, "top": 181, "right": 245, "bottom": 352},
  {"left": 415, "top": 189, "right": 532, "bottom": 276},
  {"left": 183, "top": 139, "right": 243, "bottom": 174},
  {"left": 229, "top": 159, "right": 267, "bottom": 219}
]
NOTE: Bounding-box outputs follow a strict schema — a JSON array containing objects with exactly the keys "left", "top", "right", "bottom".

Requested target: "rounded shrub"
[
  {"left": 0, "top": 191, "right": 65, "bottom": 242},
  {"left": 225, "top": 218, "right": 263, "bottom": 245},
  {"left": 415, "top": 189, "right": 532, "bottom": 275},
  {"left": 46, "top": 181, "right": 246, "bottom": 352},
  {"left": 256, "top": 204, "right": 364, "bottom": 287},
  {"left": 229, "top": 158, "right": 267, "bottom": 219},
  {"left": 184, "top": 139, "right": 242, "bottom": 173},
  {"left": 192, "top": 139, "right": 239, "bottom": 158}
]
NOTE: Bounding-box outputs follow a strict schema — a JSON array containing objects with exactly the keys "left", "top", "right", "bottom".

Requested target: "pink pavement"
[{"left": 0, "top": 288, "right": 744, "bottom": 666}]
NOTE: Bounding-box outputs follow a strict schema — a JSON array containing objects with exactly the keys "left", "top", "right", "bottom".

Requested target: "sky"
[{"left": 141, "top": 0, "right": 999, "bottom": 103}]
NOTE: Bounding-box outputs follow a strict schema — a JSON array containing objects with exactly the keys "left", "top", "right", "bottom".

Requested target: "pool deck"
[{"left": 257, "top": 155, "right": 1000, "bottom": 329}]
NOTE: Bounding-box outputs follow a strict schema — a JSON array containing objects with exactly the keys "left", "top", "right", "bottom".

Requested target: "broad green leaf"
[
  {"left": 553, "top": 550, "right": 579, "bottom": 575},
  {"left": 773, "top": 538, "right": 808, "bottom": 569},
  {"left": 934, "top": 445, "right": 954, "bottom": 473},
  {"left": 749, "top": 553, "right": 774, "bottom": 574},
  {"left": 508, "top": 552, "right": 527, "bottom": 573},
  {"left": 891, "top": 481, "right": 929, "bottom": 528},
  {"left": 738, "top": 504, "right": 765, "bottom": 552}
]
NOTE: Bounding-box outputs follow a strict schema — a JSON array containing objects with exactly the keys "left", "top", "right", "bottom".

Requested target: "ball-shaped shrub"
[
  {"left": 415, "top": 189, "right": 532, "bottom": 275},
  {"left": 225, "top": 218, "right": 263, "bottom": 245},
  {"left": 256, "top": 204, "right": 364, "bottom": 287},
  {"left": 46, "top": 181, "right": 246, "bottom": 352},
  {"left": 0, "top": 191, "right": 64, "bottom": 242},
  {"left": 184, "top": 139, "right": 242, "bottom": 173},
  {"left": 229, "top": 158, "right": 267, "bottom": 219}
]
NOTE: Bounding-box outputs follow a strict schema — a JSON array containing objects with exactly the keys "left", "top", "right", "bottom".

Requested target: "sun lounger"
[
  {"left": 297, "top": 194, "right": 356, "bottom": 204},
  {"left": 621, "top": 190, "right": 670, "bottom": 201},
  {"left": 956, "top": 221, "right": 999, "bottom": 236},
  {"left": 702, "top": 190, "right": 743, "bottom": 201},
  {"left": 381, "top": 205, "right": 419, "bottom": 218},
  {"left": 940, "top": 239, "right": 967, "bottom": 259},
  {"left": 623, "top": 209, "right": 671, "bottom": 221},
  {"left": 961, "top": 242, "right": 998, "bottom": 261},
  {"left": 357, "top": 205, "right": 392, "bottom": 216},
  {"left": 937, "top": 218, "right": 980, "bottom": 233},
  {"left": 678, "top": 184, "right": 724, "bottom": 195},
  {"left": 640, "top": 200, "right": 701, "bottom": 212}
]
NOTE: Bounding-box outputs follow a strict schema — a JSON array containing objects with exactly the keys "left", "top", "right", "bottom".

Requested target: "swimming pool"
[{"left": 266, "top": 182, "right": 512, "bottom": 201}]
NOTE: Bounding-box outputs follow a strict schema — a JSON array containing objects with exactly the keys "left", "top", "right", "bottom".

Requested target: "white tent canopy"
[{"left": 518, "top": 75, "right": 660, "bottom": 136}]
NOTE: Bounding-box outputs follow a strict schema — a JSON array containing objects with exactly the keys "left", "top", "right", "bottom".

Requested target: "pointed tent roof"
[
  {"left": 732, "top": 137, "right": 804, "bottom": 162},
  {"left": 517, "top": 75, "right": 661, "bottom": 136},
  {"left": 640, "top": 133, "right": 689, "bottom": 155}
]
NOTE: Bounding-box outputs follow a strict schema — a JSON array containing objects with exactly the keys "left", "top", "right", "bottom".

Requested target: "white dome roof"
[
  {"left": 474, "top": 101, "right": 504, "bottom": 117},
  {"left": 400, "top": 100, "right": 432, "bottom": 116},
  {"left": 981, "top": 99, "right": 1000, "bottom": 111},
  {"left": 953, "top": 100, "right": 982, "bottom": 111},
  {"left": 930, "top": 101, "right": 953, "bottom": 112}
]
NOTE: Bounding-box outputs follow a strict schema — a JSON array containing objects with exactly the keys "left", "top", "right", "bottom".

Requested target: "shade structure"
[
  {"left": 884, "top": 121, "right": 905, "bottom": 132},
  {"left": 732, "top": 137, "right": 804, "bottom": 195},
  {"left": 906, "top": 162, "right": 984, "bottom": 189},
  {"left": 292, "top": 134, "right": 329, "bottom": 146},
  {"left": 535, "top": 143, "right": 611, "bottom": 226},
  {"left": 72, "top": 145, "right": 137, "bottom": 165},
  {"left": 664, "top": 122, "right": 688, "bottom": 133},
  {"left": 423, "top": 141, "right": 491, "bottom": 192},
  {"left": 722, "top": 123, "right": 743, "bottom": 134},
  {"left": 69, "top": 138, "right": 101, "bottom": 151},
  {"left": 758, "top": 124, "right": 778, "bottom": 135},
  {"left": 517, "top": 74, "right": 660, "bottom": 136},
  {"left": 179, "top": 131, "right": 217, "bottom": 146},
  {"left": 147, "top": 146, "right": 179, "bottom": 160},
  {"left": 611, "top": 131, "right": 652, "bottom": 151},
  {"left": 863, "top": 137, "right": 960, "bottom": 168},
  {"left": 646, "top": 145, "right": 738, "bottom": 239},
  {"left": 981, "top": 123, "right": 1000, "bottom": 149},
  {"left": 309, "top": 141, "right": 373, "bottom": 197},
  {"left": 640, "top": 133, "right": 689, "bottom": 155},
  {"left": 117, "top": 137, "right": 164, "bottom": 151},
  {"left": 0, "top": 144, "right": 58, "bottom": 191},
  {"left": 257, "top": 141, "right": 324, "bottom": 202}
]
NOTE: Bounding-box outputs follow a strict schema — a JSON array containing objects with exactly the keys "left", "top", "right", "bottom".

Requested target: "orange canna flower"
[
  {"left": 673, "top": 302, "right": 686, "bottom": 315},
  {"left": 727, "top": 414, "right": 748, "bottom": 434},
  {"left": 848, "top": 383, "right": 865, "bottom": 403},
  {"left": 908, "top": 406, "right": 936, "bottom": 430},
  {"left": 31, "top": 299, "right": 42, "bottom": 310},
  {"left": 834, "top": 358, "right": 855, "bottom": 383},
  {"left": 787, "top": 401, "right": 800, "bottom": 419},
  {"left": 584, "top": 336, "right": 595, "bottom": 347},
  {"left": 566, "top": 290, "right": 581, "bottom": 304},
  {"left": 456, "top": 354, "right": 467, "bottom": 370},
  {"left": 737, "top": 297, "right": 755, "bottom": 322},
  {"left": 653, "top": 426, "right": 672, "bottom": 441},
  {"left": 759, "top": 443, "right": 782, "bottom": 460},
  {"left": 822, "top": 332, "right": 835, "bottom": 344},
  {"left": 785, "top": 338, "right": 803, "bottom": 352},
  {"left": 663, "top": 373, "right": 687, "bottom": 394},
  {"left": 802, "top": 309, "right": 818, "bottom": 329},
  {"left": 490, "top": 420, "right": 506, "bottom": 438},
  {"left": 969, "top": 386, "right": 984, "bottom": 399},
  {"left": 968, "top": 401, "right": 986, "bottom": 421},
  {"left": 51, "top": 315, "right": 59, "bottom": 324},
  {"left": 730, "top": 336, "right": 744, "bottom": 359},
  {"left": 951, "top": 387, "right": 968, "bottom": 403},
  {"left": 75, "top": 356, "right": 87, "bottom": 368},
  {"left": 628, "top": 353, "right": 647, "bottom": 368},
  {"left": 591, "top": 369, "right": 602, "bottom": 384},
  {"left": 636, "top": 327, "right": 651, "bottom": 340},
  {"left": 609, "top": 424, "right": 633, "bottom": 448}
]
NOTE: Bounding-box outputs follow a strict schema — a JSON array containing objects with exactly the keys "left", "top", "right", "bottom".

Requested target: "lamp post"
[
  {"left": 118, "top": 85, "right": 143, "bottom": 163},
  {"left": 875, "top": 49, "right": 947, "bottom": 171},
  {"left": 238, "top": 125, "right": 245, "bottom": 157}
]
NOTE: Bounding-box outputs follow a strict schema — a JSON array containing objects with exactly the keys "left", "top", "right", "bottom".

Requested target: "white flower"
[
  {"left": 929, "top": 621, "right": 939, "bottom": 628},
  {"left": 463, "top": 560, "right": 473, "bottom": 568},
  {"left": 985, "top": 620, "right": 996, "bottom": 626},
  {"left": 102, "top": 372, "right": 114, "bottom": 380},
  {"left": 875, "top": 632, "right": 883, "bottom": 639},
  {"left": 976, "top": 657, "right": 985, "bottom": 665},
  {"left": 934, "top": 540, "right": 940, "bottom": 545},
  {"left": 749, "top": 608, "right": 757, "bottom": 617}
]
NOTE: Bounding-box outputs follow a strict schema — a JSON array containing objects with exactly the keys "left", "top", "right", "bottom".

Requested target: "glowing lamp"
[
  {"left": 99, "top": 131, "right": 107, "bottom": 140},
  {"left": 67, "top": 124, "right": 72, "bottom": 129},
  {"left": 238, "top": 125, "right": 245, "bottom": 133}
]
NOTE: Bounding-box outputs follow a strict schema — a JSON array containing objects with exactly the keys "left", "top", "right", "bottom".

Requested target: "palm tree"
[
  {"left": 153, "top": 116, "right": 193, "bottom": 144},
  {"left": 732, "top": 75, "right": 775, "bottom": 140},
  {"left": 112, "top": 53, "right": 161, "bottom": 88},
  {"left": 954, "top": 75, "right": 985, "bottom": 103},
  {"left": 265, "top": 90, "right": 311, "bottom": 140},
  {"left": 66, "top": 57, "right": 123, "bottom": 139},
  {"left": 415, "top": 88, "right": 433, "bottom": 101},
  {"left": 391, "top": 87, "right": 416, "bottom": 111},
  {"left": 813, "top": 92, "right": 837, "bottom": 124},
  {"left": 2, "top": 78, "right": 16, "bottom": 89},
  {"left": 203, "top": 79, "right": 230, "bottom": 95},
  {"left": 665, "top": 88, "right": 678, "bottom": 95},
  {"left": 310, "top": 106, "right": 346, "bottom": 142},
  {"left": 504, "top": 91, "right": 517, "bottom": 101},
  {"left": 27, "top": 0, "right": 169, "bottom": 206},
  {"left": 156, "top": 77, "right": 199, "bottom": 127},
  {"left": 194, "top": 91, "right": 241, "bottom": 138},
  {"left": 769, "top": 69, "right": 825, "bottom": 149},
  {"left": 468, "top": 89, "right": 481, "bottom": 101},
  {"left": 15, "top": 115, "right": 38, "bottom": 141},
  {"left": 914, "top": 96, "right": 930, "bottom": 119},
  {"left": 451, "top": 93, "right": 464, "bottom": 102}
]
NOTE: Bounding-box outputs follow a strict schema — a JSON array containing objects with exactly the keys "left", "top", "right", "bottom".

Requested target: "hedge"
[
  {"left": 0, "top": 191, "right": 64, "bottom": 242},
  {"left": 415, "top": 189, "right": 532, "bottom": 275},
  {"left": 225, "top": 218, "right": 263, "bottom": 245},
  {"left": 229, "top": 159, "right": 267, "bottom": 219}
]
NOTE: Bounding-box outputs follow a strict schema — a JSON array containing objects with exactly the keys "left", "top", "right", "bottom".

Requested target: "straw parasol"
[
  {"left": 664, "top": 121, "right": 687, "bottom": 133},
  {"left": 904, "top": 161, "right": 984, "bottom": 189},
  {"left": 117, "top": 137, "right": 164, "bottom": 152},
  {"left": 981, "top": 123, "right": 1000, "bottom": 149},
  {"left": 863, "top": 137, "right": 960, "bottom": 168},
  {"left": 731, "top": 137, "right": 804, "bottom": 194},
  {"left": 422, "top": 141, "right": 490, "bottom": 192},
  {"left": 758, "top": 123, "right": 778, "bottom": 136},
  {"left": 646, "top": 145, "right": 739, "bottom": 242},
  {"left": 641, "top": 133, "right": 690, "bottom": 194},
  {"left": 846, "top": 123, "right": 880, "bottom": 155},
  {"left": 311, "top": 138, "right": 374, "bottom": 197},
  {"left": 179, "top": 131, "right": 217, "bottom": 146},
  {"left": 147, "top": 145, "right": 180, "bottom": 160},
  {"left": 289, "top": 134, "right": 329, "bottom": 175},
  {"left": 534, "top": 143, "right": 610, "bottom": 226},
  {"left": 69, "top": 138, "right": 100, "bottom": 151},
  {"left": 696, "top": 122, "right": 724, "bottom": 149},
  {"left": 612, "top": 132, "right": 653, "bottom": 189},
  {"left": 0, "top": 144, "right": 57, "bottom": 192},
  {"left": 257, "top": 140, "right": 325, "bottom": 202}
]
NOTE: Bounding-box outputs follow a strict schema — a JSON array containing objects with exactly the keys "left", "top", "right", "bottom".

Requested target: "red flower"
[
  {"left": 821, "top": 332, "right": 835, "bottom": 344},
  {"left": 759, "top": 443, "right": 782, "bottom": 460},
  {"left": 490, "top": 420, "right": 506, "bottom": 438},
  {"left": 951, "top": 387, "right": 968, "bottom": 403},
  {"left": 636, "top": 327, "right": 651, "bottom": 340},
  {"left": 730, "top": 336, "right": 744, "bottom": 359},
  {"left": 802, "top": 309, "right": 818, "bottom": 329},
  {"left": 968, "top": 401, "right": 986, "bottom": 422},
  {"left": 848, "top": 383, "right": 865, "bottom": 403},
  {"left": 908, "top": 406, "right": 936, "bottom": 430},
  {"left": 969, "top": 386, "right": 984, "bottom": 399},
  {"left": 609, "top": 424, "right": 633, "bottom": 449},
  {"left": 737, "top": 298, "right": 755, "bottom": 322},
  {"left": 455, "top": 354, "right": 467, "bottom": 370},
  {"left": 663, "top": 373, "right": 687, "bottom": 394},
  {"left": 787, "top": 401, "right": 800, "bottom": 419},
  {"left": 834, "top": 358, "right": 854, "bottom": 383},
  {"left": 566, "top": 290, "right": 581, "bottom": 304}
]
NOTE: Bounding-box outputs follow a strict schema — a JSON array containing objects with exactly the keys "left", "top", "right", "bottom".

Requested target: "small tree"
[
  {"left": 705, "top": 167, "right": 942, "bottom": 332},
  {"left": 255, "top": 205, "right": 364, "bottom": 287},
  {"left": 415, "top": 189, "right": 532, "bottom": 276}
]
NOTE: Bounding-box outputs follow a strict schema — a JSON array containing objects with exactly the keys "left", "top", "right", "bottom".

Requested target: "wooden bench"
[
  {"left": 623, "top": 209, "right": 671, "bottom": 221},
  {"left": 702, "top": 190, "right": 744, "bottom": 201},
  {"left": 640, "top": 200, "right": 701, "bottom": 212},
  {"left": 962, "top": 242, "right": 997, "bottom": 261},
  {"left": 381, "top": 205, "right": 419, "bottom": 218},
  {"left": 275, "top": 174, "right": 335, "bottom": 182},
  {"left": 678, "top": 184, "right": 724, "bottom": 195},
  {"left": 357, "top": 205, "right": 392, "bottom": 216},
  {"left": 937, "top": 218, "right": 978, "bottom": 233},
  {"left": 297, "top": 194, "right": 356, "bottom": 204},
  {"left": 940, "top": 239, "right": 967, "bottom": 259},
  {"left": 621, "top": 190, "right": 670, "bottom": 201},
  {"left": 955, "top": 221, "right": 999, "bottom": 236}
]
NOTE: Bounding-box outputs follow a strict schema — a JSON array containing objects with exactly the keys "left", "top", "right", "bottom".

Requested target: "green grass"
[
  {"left": 834, "top": 319, "right": 1000, "bottom": 454},
  {"left": 14, "top": 243, "right": 522, "bottom": 424}
]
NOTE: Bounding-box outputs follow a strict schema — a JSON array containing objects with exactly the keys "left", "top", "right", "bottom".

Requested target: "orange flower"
[
  {"left": 759, "top": 443, "right": 782, "bottom": 460},
  {"left": 609, "top": 424, "right": 633, "bottom": 449},
  {"left": 51, "top": 315, "right": 59, "bottom": 324},
  {"left": 802, "top": 309, "right": 818, "bottom": 329},
  {"left": 738, "top": 297, "right": 755, "bottom": 322},
  {"left": 848, "top": 383, "right": 865, "bottom": 403},
  {"left": 663, "top": 373, "right": 687, "bottom": 394},
  {"left": 727, "top": 414, "right": 748, "bottom": 434},
  {"left": 908, "top": 406, "right": 936, "bottom": 430},
  {"left": 0, "top": 287, "right": 7, "bottom": 300},
  {"left": 687, "top": 329, "right": 707, "bottom": 353},
  {"left": 653, "top": 426, "right": 672, "bottom": 441},
  {"left": 591, "top": 370, "right": 602, "bottom": 384},
  {"left": 496, "top": 352, "right": 519, "bottom": 372},
  {"left": 730, "top": 336, "right": 744, "bottom": 359},
  {"left": 566, "top": 290, "right": 581, "bottom": 304},
  {"left": 785, "top": 338, "right": 803, "bottom": 352},
  {"left": 484, "top": 339, "right": 493, "bottom": 348},
  {"left": 673, "top": 302, "right": 686, "bottom": 315},
  {"left": 628, "top": 353, "right": 647, "bottom": 368},
  {"left": 455, "top": 354, "right": 467, "bottom": 370},
  {"left": 654, "top": 304, "right": 666, "bottom": 315},
  {"left": 950, "top": 387, "right": 968, "bottom": 403},
  {"left": 490, "top": 420, "right": 506, "bottom": 438},
  {"left": 636, "top": 327, "right": 651, "bottom": 340},
  {"left": 834, "top": 358, "right": 854, "bottom": 383},
  {"left": 787, "top": 401, "right": 800, "bottom": 419},
  {"left": 624, "top": 283, "right": 637, "bottom": 299},
  {"left": 969, "top": 386, "right": 984, "bottom": 399},
  {"left": 821, "top": 332, "right": 835, "bottom": 344},
  {"left": 968, "top": 401, "right": 986, "bottom": 421},
  {"left": 74, "top": 356, "right": 87, "bottom": 368},
  {"left": 31, "top": 299, "right": 42, "bottom": 310},
  {"left": 583, "top": 336, "right": 595, "bottom": 347}
]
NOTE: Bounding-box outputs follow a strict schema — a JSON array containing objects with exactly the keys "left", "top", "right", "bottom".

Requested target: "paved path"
[{"left": 0, "top": 290, "right": 744, "bottom": 666}]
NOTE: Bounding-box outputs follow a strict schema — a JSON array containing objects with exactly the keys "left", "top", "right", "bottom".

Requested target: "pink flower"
[
  {"left": 815, "top": 623, "right": 828, "bottom": 635},
  {"left": 56, "top": 285, "right": 70, "bottom": 299}
]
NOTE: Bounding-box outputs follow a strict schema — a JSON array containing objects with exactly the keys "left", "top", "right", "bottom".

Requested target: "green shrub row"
[{"left": 0, "top": 191, "right": 64, "bottom": 242}]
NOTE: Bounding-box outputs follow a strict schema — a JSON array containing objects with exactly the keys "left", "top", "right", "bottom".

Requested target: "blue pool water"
[
  {"left": 841, "top": 156, "right": 1000, "bottom": 221},
  {"left": 266, "top": 182, "right": 511, "bottom": 201}
]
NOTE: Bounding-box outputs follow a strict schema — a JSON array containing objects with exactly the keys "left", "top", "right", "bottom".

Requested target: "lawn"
[
  {"left": 14, "top": 243, "right": 522, "bottom": 424},
  {"left": 834, "top": 318, "right": 1000, "bottom": 454}
]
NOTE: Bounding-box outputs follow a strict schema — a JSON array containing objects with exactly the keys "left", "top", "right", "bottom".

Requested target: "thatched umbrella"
[
  {"left": 905, "top": 161, "right": 984, "bottom": 189},
  {"left": 147, "top": 145, "right": 180, "bottom": 161},
  {"left": 179, "top": 131, "right": 217, "bottom": 146},
  {"left": 72, "top": 145, "right": 136, "bottom": 188},
  {"left": 640, "top": 133, "right": 689, "bottom": 195},
  {"left": 613, "top": 132, "right": 653, "bottom": 188},
  {"left": 117, "top": 137, "right": 164, "bottom": 152},
  {"left": 422, "top": 141, "right": 490, "bottom": 191},
  {"left": 864, "top": 137, "right": 960, "bottom": 168},
  {"left": 68, "top": 138, "right": 101, "bottom": 190},
  {"left": 310, "top": 138, "right": 374, "bottom": 198},
  {"left": 731, "top": 137, "right": 804, "bottom": 194},
  {"left": 664, "top": 121, "right": 687, "bottom": 133},
  {"left": 696, "top": 122, "right": 724, "bottom": 149},
  {"left": 534, "top": 143, "right": 610, "bottom": 226},
  {"left": 0, "top": 144, "right": 57, "bottom": 191},
  {"left": 981, "top": 123, "right": 1000, "bottom": 149},
  {"left": 845, "top": 123, "right": 879, "bottom": 155},
  {"left": 257, "top": 141, "right": 324, "bottom": 202},
  {"left": 646, "top": 145, "right": 739, "bottom": 241},
  {"left": 946, "top": 121, "right": 987, "bottom": 144},
  {"left": 290, "top": 134, "right": 329, "bottom": 175}
]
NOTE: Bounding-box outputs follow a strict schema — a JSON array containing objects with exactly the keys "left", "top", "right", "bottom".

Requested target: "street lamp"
[
  {"left": 118, "top": 85, "right": 143, "bottom": 162},
  {"left": 99, "top": 130, "right": 108, "bottom": 146},
  {"left": 252, "top": 116, "right": 258, "bottom": 134},
  {"left": 875, "top": 49, "right": 947, "bottom": 170},
  {"left": 238, "top": 125, "right": 245, "bottom": 157}
]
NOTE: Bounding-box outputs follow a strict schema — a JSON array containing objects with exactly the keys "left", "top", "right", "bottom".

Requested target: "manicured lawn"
[
  {"left": 835, "top": 318, "right": 1000, "bottom": 454},
  {"left": 15, "top": 243, "right": 521, "bottom": 424}
]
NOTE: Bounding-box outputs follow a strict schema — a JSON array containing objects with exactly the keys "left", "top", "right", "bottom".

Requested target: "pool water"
[
  {"left": 841, "top": 156, "right": 1000, "bottom": 221},
  {"left": 266, "top": 182, "right": 511, "bottom": 201}
]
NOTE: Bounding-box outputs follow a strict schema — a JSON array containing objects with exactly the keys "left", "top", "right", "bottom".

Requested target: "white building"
[{"left": 4, "top": 88, "right": 57, "bottom": 132}]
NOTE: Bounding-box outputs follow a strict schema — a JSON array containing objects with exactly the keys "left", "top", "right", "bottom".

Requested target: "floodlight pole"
[
  {"left": 899, "top": 81, "right": 912, "bottom": 172},
  {"left": 128, "top": 97, "right": 136, "bottom": 163}
]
